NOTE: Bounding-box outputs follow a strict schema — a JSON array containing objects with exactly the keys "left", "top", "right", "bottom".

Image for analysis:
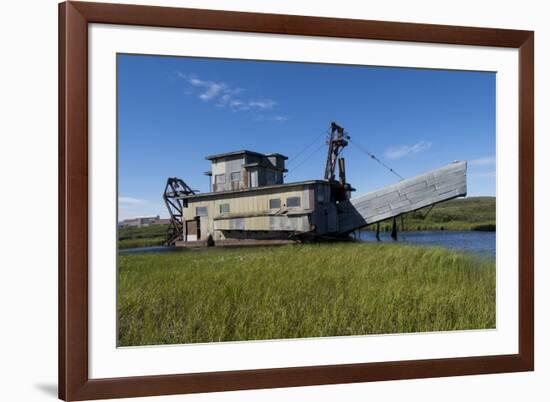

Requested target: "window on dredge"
[
  {"left": 269, "top": 198, "right": 281, "bottom": 209},
  {"left": 230, "top": 171, "right": 241, "bottom": 182},
  {"left": 286, "top": 196, "right": 301, "bottom": 208},
  {"left": 219, "top": 203, "right": 230, "bottom": 214},
  {"left": 195, "top": 206, "right": 208, "bottom": 217}
]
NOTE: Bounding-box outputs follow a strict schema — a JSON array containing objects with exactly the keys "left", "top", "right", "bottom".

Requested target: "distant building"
[
  {"left": 153, "top": 218, "right": 171, "bottom": 226},
  {"left": 120, "top": 215, "right": 161, "bottom": 228}
]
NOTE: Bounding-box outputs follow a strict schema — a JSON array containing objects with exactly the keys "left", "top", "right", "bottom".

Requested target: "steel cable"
[{"left": 349, "top": 139, "right": 404, "bottom": 180}]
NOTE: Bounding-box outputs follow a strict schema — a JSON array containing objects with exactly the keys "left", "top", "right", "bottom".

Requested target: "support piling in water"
[
  {"left": 376, "top": 223, "right": 381, "bottom": 241},
  {"left": 391, "top": 217, "right": 398, "bottom": 240}
]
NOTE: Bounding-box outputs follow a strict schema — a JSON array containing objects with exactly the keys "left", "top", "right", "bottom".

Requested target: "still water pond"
[{"left": 356, "top": 230, "right": 495, "bottom": 258}]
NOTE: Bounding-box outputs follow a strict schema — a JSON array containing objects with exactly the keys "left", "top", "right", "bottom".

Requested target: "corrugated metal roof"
[{"left": 242, "top": 162, "right": 288, "bottom": 172}]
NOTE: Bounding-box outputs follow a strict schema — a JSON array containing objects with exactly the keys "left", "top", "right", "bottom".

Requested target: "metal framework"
[
  {"left": 163, "top": 177, "right": 196, "bottom": 245},
  {"left": 324, "top": 122, "right": 350, "bottom": 182}
]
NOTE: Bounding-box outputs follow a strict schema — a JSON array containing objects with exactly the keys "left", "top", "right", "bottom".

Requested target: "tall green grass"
[{"left": 118, "top": 243, "right": 495, "bottom": 346}]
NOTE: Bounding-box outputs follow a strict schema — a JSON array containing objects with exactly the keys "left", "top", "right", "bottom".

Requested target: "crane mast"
[
  {"left": 324, "top": 122, "right": 350, "bottom": 182},
  {"left": 324, "top": 122, "right": 353, "bottom": 200}
]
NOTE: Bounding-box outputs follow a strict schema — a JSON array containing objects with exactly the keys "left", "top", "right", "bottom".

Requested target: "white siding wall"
[{"left": 182, "top": 185, "right": 314, "bottom": 239}]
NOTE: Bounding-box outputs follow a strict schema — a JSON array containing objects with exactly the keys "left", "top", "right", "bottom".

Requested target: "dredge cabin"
[{"left": 168, "top": 150, "right": 341, "bottom": 246}]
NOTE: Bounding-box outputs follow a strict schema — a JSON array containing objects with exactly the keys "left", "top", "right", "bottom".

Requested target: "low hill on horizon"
[{"left": 364, "top": 196, "right": 496, "bottom": 232}]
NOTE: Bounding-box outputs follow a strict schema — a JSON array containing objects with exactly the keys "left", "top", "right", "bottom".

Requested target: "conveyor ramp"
[{"left": 338, "top": 161, "right": 467, "bottom": 233}]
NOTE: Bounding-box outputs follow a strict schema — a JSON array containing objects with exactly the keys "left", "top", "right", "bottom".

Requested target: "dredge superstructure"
[{"left": 164, "top": 122, "right": 467, "bottom": 247}]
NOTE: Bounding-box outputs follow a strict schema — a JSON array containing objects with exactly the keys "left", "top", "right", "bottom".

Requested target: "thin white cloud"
[
  {"left": 179, "top": 74, "right": 228, "bottom": 101},
  {"left": 248, "top": 99, "right": 277, "bottom": 110},
  {"left": 385, "top": 141, "right": 432, "bottom": 160},
  {"left": 119, "top": 196, "right": 147, "bottom": 205},
  {"left": 199, "top": 83, "right": 225, "bottom": 101},
  {"left": 469, "top": 156, "right": 495, "bottom": 166},
  {"left": 227, "top": 100, "right": 248, "bottom": 110},
  {"left": 177, "top": 72, "right": 285, "bottom": 120},
  {"left": 187, "top": 77, "right": 205, "bottom": 86}
]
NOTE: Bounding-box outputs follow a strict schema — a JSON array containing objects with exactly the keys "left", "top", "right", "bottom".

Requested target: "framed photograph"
[{"left": 59, "top": 1, "right": 534, "bottom": 400}]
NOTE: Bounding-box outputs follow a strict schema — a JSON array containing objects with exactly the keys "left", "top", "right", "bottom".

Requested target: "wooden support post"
[
  {"left": 391, "top": 217, "right": 398, "bottom": 240},
  {"left": 376, "top": 222, "right": 380, "bottom": 241},
  {"left": 196, "top": 216, "right": 201, "bottom": 241},
  {"left": 338, "top": 158, "right": 346, "bottom": 185}
]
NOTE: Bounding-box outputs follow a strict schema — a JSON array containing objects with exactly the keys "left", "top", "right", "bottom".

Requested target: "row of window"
[
  {"left": 269, "top": 196, "right": 301, "bottom": 209},
  {"left": 194, "top": 196, "right": 301, "bottom": 217},
  {"left": 215, "top": 171, "right": 241, "bottom": 185}
]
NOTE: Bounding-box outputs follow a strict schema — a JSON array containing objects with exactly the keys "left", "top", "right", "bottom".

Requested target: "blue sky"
[{"left": 118, "top": 54, "right": 496, "bottom": 219}]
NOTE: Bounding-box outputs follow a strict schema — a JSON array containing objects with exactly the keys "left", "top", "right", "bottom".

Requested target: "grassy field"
[
  {"left": 366, "top": 196, "right": 496, "bottom": 232},
  {"left": 118, "top": 243, "right": 495, "bottom": 346},
  {"left": 118, "top": 224, "right": 168, "bottom": 249}
]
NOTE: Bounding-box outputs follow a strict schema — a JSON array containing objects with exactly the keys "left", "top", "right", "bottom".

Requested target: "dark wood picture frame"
[{"left": 59, "top": 1, "right": 534, "bottom": 400}]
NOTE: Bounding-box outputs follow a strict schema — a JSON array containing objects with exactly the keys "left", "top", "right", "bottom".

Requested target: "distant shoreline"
[{"left": 362, "top": 224, "right": 496, "bottom": 233}]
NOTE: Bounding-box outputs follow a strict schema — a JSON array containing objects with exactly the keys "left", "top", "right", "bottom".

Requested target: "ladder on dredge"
[{"left": 163, "top": 178, "right": 196, "bottom": 245}]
